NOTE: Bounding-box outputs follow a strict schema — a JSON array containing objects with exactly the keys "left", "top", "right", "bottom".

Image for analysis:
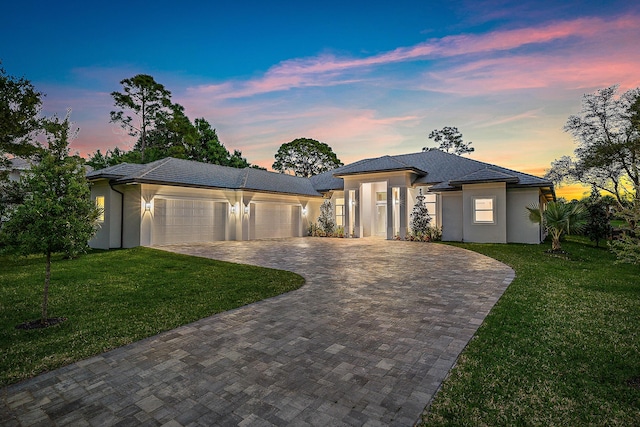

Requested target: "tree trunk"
[
  {"left": 551, "top": 231, "right": 562, "bottom": 251},
  {"left": 42, "top": 251, "right": 51, "bottom": 323}
]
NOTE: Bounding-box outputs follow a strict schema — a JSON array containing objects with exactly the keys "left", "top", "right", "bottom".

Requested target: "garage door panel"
[
  {"left": 253, "top": 204, "right": 300, "bottom": 239},
  {"left": 152, "top": 199, "right": 225, "bottom": 245}
]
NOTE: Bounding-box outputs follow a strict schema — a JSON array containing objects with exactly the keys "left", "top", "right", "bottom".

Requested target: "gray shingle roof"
[
  {"left": 310, "top": 149, "right": 553, "bottom": 194},
  {"left": 87, "top": 158, "right": 323, "bottom": 197},
  {"left": 86, "top": 150, "right": 553, "bottom": 198},
  {"left": 335, "top": 155, "right": 426, "bottom": 176},
  {"left": 449, "top": 167, "right": 520, "bottom": 185}
]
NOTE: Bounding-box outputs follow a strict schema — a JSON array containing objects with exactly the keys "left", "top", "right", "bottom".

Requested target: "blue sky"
[{"left": 2, "top": 0, "right": 639, "bottom": 198}]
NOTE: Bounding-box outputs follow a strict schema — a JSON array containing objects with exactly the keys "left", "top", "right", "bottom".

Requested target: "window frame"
[
  {"left": 473, "top": 196, "right": 495, "bottom": 224},
  {"left": 95, "top": 196, "right": 105, "bottom": 222}
]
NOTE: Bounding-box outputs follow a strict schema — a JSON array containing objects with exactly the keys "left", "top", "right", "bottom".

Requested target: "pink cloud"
[
  {"left": 423, "top": 49, "right": 640, "bottom": 95},
  {"left": 188, "top": 14, "right": 640, "bottom": 100}
]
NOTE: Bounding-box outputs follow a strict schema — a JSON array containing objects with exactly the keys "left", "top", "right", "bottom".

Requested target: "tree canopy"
[
  {"left": 423, "top": 126, "right": 474, "bottom": 156},
  {"left": 110, "top": 74, "right": 172, "bottom": 162},
  {"left": 546, "top": 85, "right": 640, "bottom": 206},
  {"left": 96, "top": 74, "right": 253, "bottom": 169},
  {"left": 272, "top": 138, "right": 343, "bottom": 178},
  {"left": 0, "top": 64, "right": 43, "bottom": 171}
]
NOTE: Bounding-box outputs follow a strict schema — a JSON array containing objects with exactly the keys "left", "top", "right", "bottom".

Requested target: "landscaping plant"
[
  {"left": 0, "top": 114, "right": 99, "bottom": 327},
  {"left": 527, "top": 200, "right": 586, "bottom": 252}
]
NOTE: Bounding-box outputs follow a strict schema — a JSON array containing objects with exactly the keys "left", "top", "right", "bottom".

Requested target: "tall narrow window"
[
  {"left": 473, "top": 197, "right": 495, "bottom": 224},
  {"left": 96, "top": 196, "right": 105, "bottom": 222},
  {"left": 335, "top": 198, "right": 344, "bottom": 227},
  {"left": 424, "top": 193, "right": 437, "bottom": 226}
]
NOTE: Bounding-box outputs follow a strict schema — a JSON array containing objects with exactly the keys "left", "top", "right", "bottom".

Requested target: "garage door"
[
  {"left": 152, "top": 198, "right": 225, "bottom": 245},
  {"left": 253, "top": 204, "right": 301, "bottom": 239}
]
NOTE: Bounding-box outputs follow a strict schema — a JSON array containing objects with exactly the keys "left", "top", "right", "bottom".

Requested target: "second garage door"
[{"left": 253, "top": 203, "right": 301, "bottom": 239}]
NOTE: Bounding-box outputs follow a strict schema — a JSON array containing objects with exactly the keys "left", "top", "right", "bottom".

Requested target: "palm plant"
[{"left": 527, "top": 201, "right": 586, "bottom": 252}]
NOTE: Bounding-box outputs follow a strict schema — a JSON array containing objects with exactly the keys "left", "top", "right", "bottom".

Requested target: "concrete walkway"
[{"left": 1, "top": 238, "right": 514, "bottom": 426}]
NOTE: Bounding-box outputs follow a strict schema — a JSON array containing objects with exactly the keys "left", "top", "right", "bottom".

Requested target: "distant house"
[
  {"left": 2, "top": 157, "right": 32, "bottom": 182},
  {"left": 87, "top": 150, "right": 554, "bottom": 249}
]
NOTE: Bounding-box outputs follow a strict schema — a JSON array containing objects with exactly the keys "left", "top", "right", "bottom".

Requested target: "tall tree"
[
  {"left": 141, "top": 103, "right": 193, "bottom": 162},
  {"left": 110, "top": 74, "right": 172, "bottom": 162},
  {"left": 187, "top": 118, "right": 250, "bottom": 167},
  {"left": 546, "top": 85, "right": 640, "bottom": 207},
  {"left": 424, "top": 126, "right": 474, "bottom": 156},
  {"left": 0, "top": 64, "right": 43, "bottom": 161},
  {"left": 272, "top": 138, "right": 342, "bottom": 177},
  {"left": 1, "top": 113, "right": 99, "bottom": 326}
]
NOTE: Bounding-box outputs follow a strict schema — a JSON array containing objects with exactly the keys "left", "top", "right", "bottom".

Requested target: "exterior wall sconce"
[
  {"left": 230, "top": 204, "right": 237, "bottom": 214},
  {"left": 144, "top": 202, "right": 152, "bottom": 212},
  {"left": 244, "top": 205, "right": 250, "bottom": 214},
  {"left": 302, "top": 207, "right": 308, "bottom": 216}
]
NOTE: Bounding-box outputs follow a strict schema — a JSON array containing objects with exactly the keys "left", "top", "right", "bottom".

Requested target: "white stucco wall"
[
  {"left": 89, "top": 180, "right": 111, "bottom": 249},
  {"left": 506, "top": 188, "right": 544, "bottom": 244},
  {"left": 95, "top": 183, "right": 323, "bottom": 246},
  {"left": 122, "top": 185, "right": 142, "bottom": 248},
  {"left": 462, "top": 183, "right": 507, "bottom": 243},
  {"left": 440, "top": 192, "right": 463, "bottom": 242}
]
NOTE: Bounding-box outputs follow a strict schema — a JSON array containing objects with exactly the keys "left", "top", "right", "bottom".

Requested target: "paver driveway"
[{"left": 1, "top": 238, "right": 514, "bottom": 426}]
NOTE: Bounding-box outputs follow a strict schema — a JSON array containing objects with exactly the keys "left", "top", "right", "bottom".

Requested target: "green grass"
[
  {"left": 0, "top": 247, "right": 304, "bottom": 387},
  {"left": 422, "top": 236, "right": 640, "bottom": 426}
]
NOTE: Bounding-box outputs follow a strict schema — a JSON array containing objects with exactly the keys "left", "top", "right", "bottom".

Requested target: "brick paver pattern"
[{"left": 1, "top": 238, "right": 514, "bottom": 426}]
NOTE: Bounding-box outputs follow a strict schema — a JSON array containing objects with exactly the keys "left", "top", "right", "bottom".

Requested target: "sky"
[{"left": 2, "top": 0, "right": 639, "bottom": 200}]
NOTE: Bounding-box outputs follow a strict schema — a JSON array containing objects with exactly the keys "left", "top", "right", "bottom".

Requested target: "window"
[
  {"left": 335, "top": 198, "right": 344, "bottom": 227},
  {"left": 96, "top": 196, "right": 105, "bottom": 222},
  {"left": 473, "top": 197, "right": 494, "bottom": 223},
  {"left": 424, "top": 193, "right": 437, "bottom": 226}
]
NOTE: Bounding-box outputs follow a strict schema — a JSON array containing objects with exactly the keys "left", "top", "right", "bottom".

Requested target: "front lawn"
[
  {"left": 422, "top": 237, "right": 640, "bottom": 426},
  {"left": 0, "top": 247, "right": 304, "bottom": 387}
]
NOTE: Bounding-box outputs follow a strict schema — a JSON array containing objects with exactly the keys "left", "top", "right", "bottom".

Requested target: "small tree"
[
  {"left": 583, "top": 187, "right": 611, "bottom": 247},
  {"left": 527, "top": 201, "right": 586, "bottom": 252},
  {"left": 318, "top": 200, "right": 335, "bottom": 234},
  {"left": 1, "top": 113, "right": 99, "bottom": 326},
  {"left": 410, "top": 189, "right": 432, "bottom": 237}
]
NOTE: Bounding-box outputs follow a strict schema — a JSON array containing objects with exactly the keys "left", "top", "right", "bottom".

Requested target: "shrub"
[
  {"left": 318, "top": 200, "right": 335, "bottom": 234},
  {"left": 410, "top": 189, "right": 431, "bottom": 236}
]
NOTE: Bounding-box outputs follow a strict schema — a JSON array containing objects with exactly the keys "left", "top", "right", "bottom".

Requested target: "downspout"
[{"left": 109, "top": 181, "right": 125, "bottom": 249}]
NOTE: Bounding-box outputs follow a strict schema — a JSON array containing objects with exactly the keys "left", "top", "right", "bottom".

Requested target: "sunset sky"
[{"left": 2, "top": 0, "right": 639, "bottom": 200}]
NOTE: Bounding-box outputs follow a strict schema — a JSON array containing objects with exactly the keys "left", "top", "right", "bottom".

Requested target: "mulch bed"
[{"left": 15, "top": 317, "right": 67, "bottom": 330}]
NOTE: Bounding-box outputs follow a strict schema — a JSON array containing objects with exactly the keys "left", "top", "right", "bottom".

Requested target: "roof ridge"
[
  {"left": 240, "top": 167, "right": 250, "bottom": 188},
  {"left": 134, "top": 157, "right": 175, "bottom": 180}
]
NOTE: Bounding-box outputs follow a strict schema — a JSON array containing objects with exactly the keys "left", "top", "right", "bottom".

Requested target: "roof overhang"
[{"left": 111, "top": 178, "right": 324, "bottom": 198}]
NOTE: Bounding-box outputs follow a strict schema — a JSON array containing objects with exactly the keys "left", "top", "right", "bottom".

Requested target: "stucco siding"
[
  {"left": 89, "top": 180, "right": 111, "bottom": 249},
  {"left": 122, "top": 185, "right": 142, "bottom": 248},
  {"left": 441, "top": 192, "right": 463, "bottom": 242},
  {"left": 462, "top": 183, "right": 507, "bottom": 243},
  {"left": 506, "top": 188, "right": 543, "bottom": 243}
]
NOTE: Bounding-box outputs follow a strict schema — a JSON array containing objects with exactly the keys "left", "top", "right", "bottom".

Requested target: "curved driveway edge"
[{"left": 1, "top": 238, "right": 514, "bottom": 426}]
